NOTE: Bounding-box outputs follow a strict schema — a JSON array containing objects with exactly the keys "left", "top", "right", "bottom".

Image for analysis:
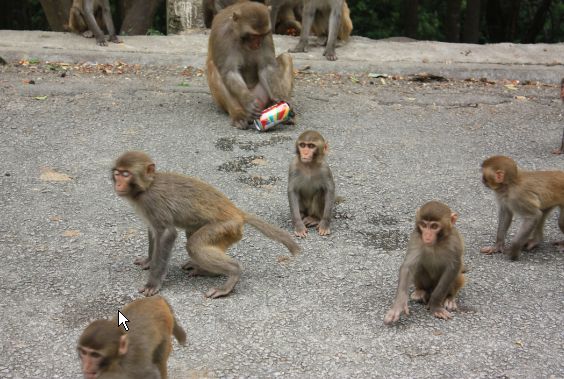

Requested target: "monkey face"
[
  {"left": 113, "top": 169, "right": 133, "bottom": 196},
  {"left": 77, "top": 345, "right": 105, "bottom": 379},
  {"left": 243, "top": 33, "right": 268, "bottom": 50},
  {"left": 298, "top": 142, "right": 317, "bottom": 163},
  {"left": 418, "top": 220, "right": 442, "bottom": 245}
]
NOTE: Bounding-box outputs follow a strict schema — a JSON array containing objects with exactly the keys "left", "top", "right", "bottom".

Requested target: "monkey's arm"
[
  {"left": 288, "top": 188, "right": 306, "bottom": 237},
  {"left": 141, "top": 226, "right": 178, "bottom": 296},
  {"left": 508, "top": 208, "right": 543, "bottom": 260},
  {"left": 384, "top": 240, "right": 417, "bottom": 325},
  {"left": 481, "top": 203, "right": 512, "bottom": 254},
  {"left": 427, "top": 255, "right": 461, "bottom": 320},
  {"left": 134, "top": 228, "right": 154, "bottom": 269},
  {"left": 82, "top": 0, "right": 108, "bottom": 45},
  {"left": 318, "top": 172, "right": 335, "bottom": 236}
]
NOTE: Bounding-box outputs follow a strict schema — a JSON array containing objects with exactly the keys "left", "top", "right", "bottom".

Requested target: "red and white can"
[{"left": 254, "top": 101, "right": 292, "bottom": 131}]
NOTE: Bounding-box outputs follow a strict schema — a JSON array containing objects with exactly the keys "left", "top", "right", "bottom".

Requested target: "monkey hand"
[
  {"left": 289, "top": 41, "right": 308, "bottom": 54},
  {"left": 479, "top": 243, "right": 504, "bottom": 255},
  {"left": 383, "top": 302, "right": 409, "bottom": 325},
  {"left": 134, "top": 257, "right": 151, "bottom": 270},
  {"left": 139, "top": 282, "right": 161, "bottom": 297},
  {"left": 246, "top": 99, "right": 263, "bottom": 120},
  {"left": 109, "top": 35, "right": 122, "bottom": 44},
  {"left": 294, "top": 226, "right": 308, "bottom": 238},
  {"left": 431, "top": 307, "right": 453, "bottom": 320},
  {"left": 323, "top": 48, "right": 338, "bottom": 61},
  {"left": 96, "top": 38, "right": 108, "bottom": 47}
]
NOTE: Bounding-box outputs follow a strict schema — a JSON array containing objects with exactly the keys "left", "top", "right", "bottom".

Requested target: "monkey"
[
  {"left": 288, "top": 0, "right": 347, "bottom": 61},
  {"left": 202, "top": 0, "right": 266, "bottom": 28},
  {"left": 68, "top": 0, "right": 121, "bottom": 46},
  {"left": 552, "top": 78, "right": 564, "bottom": 155},
  {"left": 288, "top": 131, "right": 335, "bottom": 238},
  {"left": 77, "top": 296, "right": 186, "bottom": 379},
  {"left": 206, "top": 1, "right": 294, "bottom": 129},
  {"left": 480, "top": 156, "right": 564, "bottom": 260},
  {"left": 112, "top": 151, "right": 300, "bottom": 298},
  {"left": 384, "top": 201, "right": 465, "bottom": 325}
]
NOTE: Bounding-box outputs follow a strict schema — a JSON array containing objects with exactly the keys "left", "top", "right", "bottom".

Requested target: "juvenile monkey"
[
  {"left": 77, "top": 296, "right": 186, "bottom": 379},
  {"left": 206, "top": 1, "right": 294, "bottom": 129},
  {"left": 288, "top": 131, "right": 335, "bottom": 237},
  {"left": 113, "top": 151, "right": 300, "bottom": 298},
  {"left": 68, "top": 0, "right": 121, "bottom": 46},
  {"left": 480, "top": 155, "right": 564, "bottom": 259},
  {"left": 384, "top": 201, "right": 465, "bottom": 325}
]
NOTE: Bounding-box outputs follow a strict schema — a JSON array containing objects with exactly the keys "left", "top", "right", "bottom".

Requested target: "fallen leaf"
[
  {"left": 277, "top": 255, "right": 290, "bottom": 264},
  {"left": 251, "top": 158, "right": 267, "bottom": 165},
  {"left": 504, "top": 84, "right": 517, "bottom": 90},
  {"left": 34, "top": 96, "right": 48, "bottom": 100},
  {"left": 515, "top": 96, "right": 527, "bottom": 101},
  {"left": 63, "top": 230, "right": 80, "bottom": 237},
  {"left": 50, "top": 215, "right": 63, "bottom": 222},
  {"left": 40, "top": 168, "right": 73, "bottom": 182}
]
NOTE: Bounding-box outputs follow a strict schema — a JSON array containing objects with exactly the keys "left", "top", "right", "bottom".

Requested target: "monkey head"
[
  {"left": 112, "top": 151, "right": 156, "bottom": 197},
  {"left": 295, "top": 130, "right": 328, "bottom": 164},
  {"left": 481, "top": 155, "right": 518, "bottom": 191},
  {"left": 415, "top": 201, "right": 458, "bottom": 246},
  {"left": 233, "top": 2, "right": 271, "bottom": 50},
  {"left": 78, "top": 320, "right": 127, "bottom": 379}
]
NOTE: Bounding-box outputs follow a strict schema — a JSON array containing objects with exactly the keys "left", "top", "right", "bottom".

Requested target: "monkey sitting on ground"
[
  {"left": 68, "top": 0, "right": 121, "bottom": 46},
  {"left": 480, "top": 155, "right": 564, "bottom": 259},
  {"left": 77, "top": 296, "right": 186, "bottom": 379},
  {"left": 112, "top": 151, "right": 300, "bottom": 298},
  {"left": 206, "top": 1, "right": 294, "bottom": 129},
  {"left": 288, "top": 130, "right": 335, "bottom": 237},
  {"left": 384, "top": 201, "right": 465, "bottom": 325}
]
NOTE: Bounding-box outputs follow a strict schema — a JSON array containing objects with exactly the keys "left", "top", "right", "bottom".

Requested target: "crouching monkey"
[
  {"left": 480, "top": 155, "right": 564, "bottom": 259},
  {"left": 384, "top": 201, "right": 465, "bottom": 325},
  {"left": 112, "top": 151, "right": 300, "bottom": 298},
  {"left": 77, "top": 296, "right": 186, "bottom": 379},
  {"left": 288, "top": 130, "right": 335, "bottom": 237},
  {"left": 68, "top": 0, "right": 121, "bottom": 46},
  {"left": 206, "top": 1, "right": 294, "bottom": 129}
]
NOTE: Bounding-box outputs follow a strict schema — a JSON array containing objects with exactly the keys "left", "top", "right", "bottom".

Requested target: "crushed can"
[{"left": 254, "top": 101, "right": 292, "bottom": 131}]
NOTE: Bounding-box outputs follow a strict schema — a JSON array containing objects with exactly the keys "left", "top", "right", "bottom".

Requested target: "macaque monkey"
[
  {"left": 480, "top": 156, "right": 564, "bottom": 259},
  {"left": 77, "top": 296, "right": 186, "bottom": 379},
  {"left": 288, "top": 131, "right": 335, "bottom": 237},
  {"left": 206, "top": 1, "right": 294, "bottom": 129},
  {"left": 113, "top": 151, "right": 300, "bottom": 298},
  {"left": 552, "top": 78, "right": 564, "bottom": 155},
  {"left": 68, "top": 0, "right": 121, "bottom": 46},
  {"left": 288, "top": 0, "right": 347, "bottom": 60},
  {"left": 384, "top": 201, "right": 465, "bottom": 325}
]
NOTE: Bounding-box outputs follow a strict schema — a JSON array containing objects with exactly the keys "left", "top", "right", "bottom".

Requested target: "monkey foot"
[
  {"left": 410, "top": 289, "right": 428, "bottom": 303},
  {"left": 81, "top": 31, "right": 94, "bottom": 38},
  {"left": 443, "top": 298, "right": 458, "bottom": 311},
  {"left": 480, "top": 246, "right": 502, "bottom": 255},
  {"left": 323, "top": 51, "right": 338, "bottom": 61},
  {"left": 294, "top": 228, "right": 308, "bottom": 238},
  {"left": 432, "top": 308, "right": 453, "bottom": 320},
  {"left": 525, "top": 239, "right": 540, "bottom": 251},
  {"left": 205, "top": 287, "right": 232, "bottom": 299},
  {"left": 302, "top": 216, "right": 319, "bottom": 227},
  {"left": 134, "top": 257, "right": 151, "bottom": 270},
  {"left": 317, "top": 226, "right": 331, "bottom": 236},
  {"left": 139, "top": 285, "right": 160, "bottom": 297}
]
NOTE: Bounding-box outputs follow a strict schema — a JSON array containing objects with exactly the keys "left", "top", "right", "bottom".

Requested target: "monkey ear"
[
  {"left": 494, "top": 170, "right": 504, "bottom": 184},
  {"left": 147, "top": 163, "right": 156, "bottom": 176},
  {"left": 323, "top": 143, "right": 329, "bottom": 154},
  {"left": 450, "top": 212, "right": 458, "bottom": 225},
  {"left": 118, "top": 335, "right": 128, "bottom": 356}
]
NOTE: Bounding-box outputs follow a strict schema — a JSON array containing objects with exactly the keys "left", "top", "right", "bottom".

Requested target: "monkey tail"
[
  {"left": 172, "top": 318, "right": 187, "bottom": 346},
  {"left": 244, "top": 214, "right": 300, "bottom": 256}
]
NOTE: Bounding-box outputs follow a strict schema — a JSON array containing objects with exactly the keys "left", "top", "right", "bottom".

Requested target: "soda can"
[{"left": 254, "top": 101, "right": 292, "bottom": 131}]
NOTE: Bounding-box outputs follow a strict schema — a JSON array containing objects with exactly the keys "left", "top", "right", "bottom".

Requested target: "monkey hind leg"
[
  {"left": 187, "top": 221, "right": 243, "bottom": 298},
  {"left": 443, "top": 272, "right": 465, "bottom": 311},
  {"left": 153, "top": 338, "right": 172, "bottom": 379},
  {"left": 181, "top": 259, "right": 219, "bottom": 277},
  {"left": 410, "top": 289, "right": 429, "bottom": 304},
  {"left": 206, "top": 58, "right": 249, "bottom": 129},
  {"left": 68, "top": 6, "right": 88, "bottom": 34},
  {"left": 273, "top": 53, "right": 294, "bottom": 100}
]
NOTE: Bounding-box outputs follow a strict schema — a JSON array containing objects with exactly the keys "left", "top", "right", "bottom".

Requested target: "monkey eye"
[
  {"left": 430, "top": 223, "right": 439, "bottom": 230},
  {"left": 299, "top": 143, "right": 316, "bottom": 149},
  {"left": 113, "top": 169, "right": 131, "bottom": 178}
]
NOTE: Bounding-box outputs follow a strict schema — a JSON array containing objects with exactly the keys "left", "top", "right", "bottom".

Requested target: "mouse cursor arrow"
[{"left": 118, "top": 311, "right": 129, "bottom": 332}]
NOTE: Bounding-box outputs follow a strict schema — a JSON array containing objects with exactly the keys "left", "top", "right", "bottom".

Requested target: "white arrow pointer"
[{"left": 118, "top": 311, "right": 129, "bottom": 331}]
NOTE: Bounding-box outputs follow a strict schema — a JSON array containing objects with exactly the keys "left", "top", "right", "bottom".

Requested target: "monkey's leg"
[
  {"left": 525, "top": 209, "right": 551, "bottom": 250},
  {"left": 412, "top": 271, "right": 431, "bottom": 304},
  {"left": 323, "top": 1, "right": 343, "bottom": 61},
  {"left": 273, "top": 53, "right": 294, "bottom": 101},
  {"left": 134, "top": 228, "right": 154, "bottom": 270},
  {"left": 555, "top": 209, "right": 564, "bottom": 252},
  {"left": 206, "top": 59, "right": 250, "bottom": 129},
  {"left": 444, "top": 273, "right": 465, "bottom": 311},
  {"left": 187, "top": 221, "right": 243, "bottom": 299},
  {"left": 302, "top": 216, "right": 320, "bottom": 227},
  {"left": 100, "top": 0, "right": 121, "bottom": 43},
  {"left": 140, "top": 227, "right": 178, "bottom": 296},
  {"left": 509, "top": 212, "right": 542, "bottom": 260},
  {"left": 82, "top": 0, "right": 108, "bottom": 45},
  {"left": 153, "top": 338, "right": 172, "bottom": 379},
  {"left": 289, "top": 0, "right": 315, "bottom": 53},
  {"left": 69, "top": 6, "right": 88, "bottom": 34}
]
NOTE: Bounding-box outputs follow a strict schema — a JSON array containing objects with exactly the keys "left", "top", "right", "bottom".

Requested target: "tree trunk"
[
  {"left": 39, "top": 0, "right": 73, "bottom": 31},
  {"left": 523, "top": 0, "right": 552, "bottom": 43},
  {"left": 402, "top": 0, "right": 419, "bottom": 39},
  {"left": 118, "top": 0, "right": 164, "bottom": 35},
  {"left": 462, "top": 0, "right": 481, "bottom": 43},
  {"left": 506, "top": 0, "right": 521, "bottom": 41},
  {"left": 445, "top": 0, "right": 462, "bottom": 42}
]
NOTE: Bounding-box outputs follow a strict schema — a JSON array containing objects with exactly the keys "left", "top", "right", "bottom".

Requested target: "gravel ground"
[{"left": 0, "top": 60, "right": 563, "bottom": 379}]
